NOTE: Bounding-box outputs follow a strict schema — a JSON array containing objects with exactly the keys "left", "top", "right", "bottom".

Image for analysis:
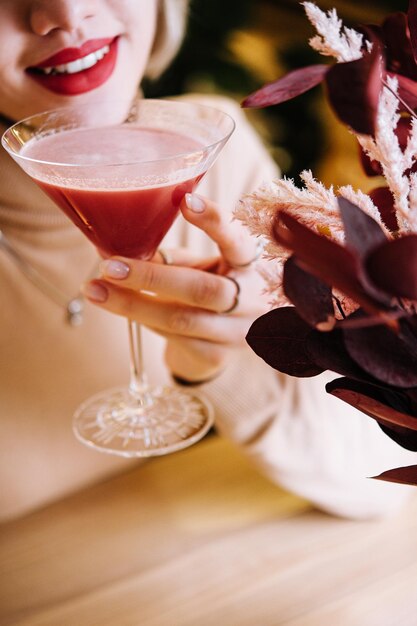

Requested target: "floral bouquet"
[{"left": 236, "top": 1, "right": 417, "bottom": 486}]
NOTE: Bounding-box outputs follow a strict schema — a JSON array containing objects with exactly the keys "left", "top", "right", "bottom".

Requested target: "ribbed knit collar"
[{"left": 0, "top": 121, "right": 79, "bottom": 259}]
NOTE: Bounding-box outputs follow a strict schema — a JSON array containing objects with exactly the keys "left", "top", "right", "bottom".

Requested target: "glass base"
[{"left": 72, "top": 385, "right": 214, "bottom": 457}]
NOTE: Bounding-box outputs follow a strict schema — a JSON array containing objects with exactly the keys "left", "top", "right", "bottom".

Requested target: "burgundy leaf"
[
  {"left": 338, "top": 308, "right": 406, "bottom": 330},
  {"left": 360, "top": 24, "right": 383, "bottom": 44},
  {"left": 379, "top": 422, "right": 417, "bottom": 451},
  {"left": 366, "top": 234, "right": 417, "bottom": 299},
  {"left": 246, "top": 307, "right": 323, "bottom": 377},
  {"left": 368, "top": 187, "right": 398, "bottom": 232},
  {"left": 401, "top": 315, "right": 417, "bottom": 354},
  {"left": 273, "top": 212, "right": 392, "bottom": 315},
  {"left": 408, "top": 385, "right": 417, "bottom": 407},
  {"left": 395, "top": 114, "right": 414, "bottom": 152},
  {"left": 242, "top": 64, "right": 329, "bottom": 109},
  {"left": 327, "top": 376, "right": 417, "bottom": 451},
  {"left": 338, "top": 197, "right": 387, "bottom": 257},
  {"left": 382, "top": 12, "right": 417, "bottom": 80},
  {"left": 326, "top": 377, "right": 417, "bottom": 431},
  {"left": 325, "top": 42, "right": 384, "bottom": 135},
  {"left": 283, "top": 256, "right": 335, "bottom": 330},
  {"left": 388, "top": 71, "right": 417, "bottom": 109},
  {"left": 343, "top": 314, "right": 417, "bottom": 387},
  {"left": 372, "top": 465, "right": 417, "bottom": 485},
  {"left": 408, "top": 0, "right": 417, "bottom": 64},
  {"left": 307, "top": 328, "right": 372, "bottom": 382}
]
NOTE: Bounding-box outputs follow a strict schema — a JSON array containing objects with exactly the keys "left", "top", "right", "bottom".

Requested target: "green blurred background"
[{"left": 144, "top": 0, "right": 408, "bottom": 188}]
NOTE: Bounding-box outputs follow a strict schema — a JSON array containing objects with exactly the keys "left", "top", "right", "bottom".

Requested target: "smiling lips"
[{"left": 26, "top": 37, "right": 118, "bottom": 95}]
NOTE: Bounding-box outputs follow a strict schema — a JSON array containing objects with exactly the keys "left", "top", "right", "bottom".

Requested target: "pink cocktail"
[
  {"left": 2, "top": 99, "right": 235, "bottom": 457},
  {"left": 22, "top": 126, "right": 204, "bottom": 259}
]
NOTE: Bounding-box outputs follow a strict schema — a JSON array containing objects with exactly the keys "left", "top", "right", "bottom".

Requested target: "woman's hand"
[{"left": 82, "top": 193, "right": 269, "bottom": 382}]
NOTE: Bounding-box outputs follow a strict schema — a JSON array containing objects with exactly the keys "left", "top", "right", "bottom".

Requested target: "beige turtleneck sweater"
[{"left": 0, "top": 94, "right": 415, "bottom": 522}]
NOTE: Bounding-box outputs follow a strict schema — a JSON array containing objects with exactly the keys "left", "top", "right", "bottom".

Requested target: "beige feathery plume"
[
  {"left": 338, "top": 185, "right": 390, "bottom": 235},
  {"left": 302, "top": 2, "right": 364, "bottom": 62},
  {"left": 235, "top": 167, "right": 394, "bottom": 306},
  {"left": 235, "top": 171, "right": 373, "bottom": 306},
  {"left": 236, "top": 170, "right": 348, "bottom": 247},
  {"left": 357, "top": 76, "right": 417, "bottom": 231}
]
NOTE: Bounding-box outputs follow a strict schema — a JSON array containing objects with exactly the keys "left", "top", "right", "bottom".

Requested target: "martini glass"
[{"left": 2, "top": 99, "right": 235, "bottom": 457}]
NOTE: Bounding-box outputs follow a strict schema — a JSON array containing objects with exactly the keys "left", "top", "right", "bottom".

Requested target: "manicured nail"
[
  {"left": 185, "top": 193, "right": 205, "bottom": 213},
  {"left": 101, "top": 259, "right": 130, "bottom": 279},
  {"left": 82, "top": 281, "right": 108, "bottom": 303}
]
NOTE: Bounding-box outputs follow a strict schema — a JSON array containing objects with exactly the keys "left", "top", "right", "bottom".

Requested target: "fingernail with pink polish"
[
  {"left": 82, "top": 281, "right": 108, "bottom": 303},
  {"left": 101, "top": 259, "right": 130, "bottom": 279},
  {"left": 185, "top": 193, "right": 205, "bottom": 213}
]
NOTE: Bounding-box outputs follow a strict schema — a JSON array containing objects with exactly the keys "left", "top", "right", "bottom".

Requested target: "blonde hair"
[{"left": 145, "top": 0, "right": 190, "bottom": 80}]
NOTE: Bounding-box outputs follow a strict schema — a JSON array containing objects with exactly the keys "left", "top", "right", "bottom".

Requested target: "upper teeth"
[{"left": 40, "top": 44, "right": 110, "bottom": 75}]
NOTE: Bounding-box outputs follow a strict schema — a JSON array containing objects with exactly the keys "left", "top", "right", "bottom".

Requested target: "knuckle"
[
  {"left": 167, "top": 308, "right": 195, "bottom": 334},
  {"left": 140, "top": 263, "right": 160, "bottom": 292},
  {"left": 191, "top": 276, "right": 221, "bottom": 307},
  {"left": 206, "top": 207, "right": 222, "bottom": 227},
  {"left": 121, "top": 290, "right": 138, "bottom": 319}
]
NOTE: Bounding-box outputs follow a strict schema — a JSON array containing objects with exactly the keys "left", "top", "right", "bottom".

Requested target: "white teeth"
[
  {"left": 79, "top": 52, "right": 98, "bottom": 70},
  {"left": 65, "top": 58, "right": 84, "bottom": 74},
  {"left": 38, "top": 43, "right": 111, "bottom": 76}
]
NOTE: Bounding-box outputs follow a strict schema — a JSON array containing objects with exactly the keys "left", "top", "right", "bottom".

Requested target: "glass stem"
[{"left": 127, "top": 320, "right": 153, "bottom": 408}]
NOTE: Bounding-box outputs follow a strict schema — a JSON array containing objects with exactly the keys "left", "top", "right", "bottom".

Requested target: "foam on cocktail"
[{"left": 22, "top": 126, "right": 205, "bottom": 258}]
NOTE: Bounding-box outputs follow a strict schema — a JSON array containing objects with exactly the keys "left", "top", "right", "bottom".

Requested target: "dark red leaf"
[
  {"left": 360, "top": 24, "right": 383, "bottom": 44},
  {"left": 241, "top": 64, "right": 329, "bottom": 109},
  {"left": 325, "top": 41, "right": 384, "bottom": 135},
  {"left": 338, "top": 308, "right": 406, "bottom": 330},
  {"left": 327, "top": 376, "right": 417, "bottom": 451},
  {"left": 382, "top": 12, "right": 417, "bottom": 80},
  {"left": 379, "top": 422, "right": 417, "bottom": 451},
  {"left": 326, "top": 377, "right": 417, "bottom": 431},
  {"left": 407, "top": 385, "right": 417, "bottom": 407},
  {"left": 372, "top": 465, "right": 417, "bottom": 485},
  {"left": 407, "top": 0, "right": 417, "bottom": 64},
  {"left": 246, "top": 307, "right": 323, "bottom": 377},
  {"left": 366, "top": 234, "right": 417, "bottom": 299},
  {"left": 273, "top": 212, "right": 392, "bottom": 315},
  {"left": 307, "top": 328, "right": 373, "bottom": 382},
  {"left": 401, "top": 315, "right": 417, "bottom": 354},
  {"left": 397, "top": 118, "right": 417, "bottom": 175},
  {"left": 343, "top": 314, "right": 417, "bottom": 387},
  {"left": 395, "top": 114, "right": 414, "bottom": 152},
  {"left": 390, "top": 71, "right": 417, "bottom": 109},
  {"left": 338, "top": 197, "right": 387, "bottom": 257},
  {"left": 283, "top": 256, "right": 335, "bottom": 330},
  {"left": 368, "top": 187, "right": 399, "bottom": 232}
]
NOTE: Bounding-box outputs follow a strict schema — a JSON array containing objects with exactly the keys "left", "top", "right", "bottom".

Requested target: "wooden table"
[{"left": 1, "top": 436, "right": 417, "bottom": 626}]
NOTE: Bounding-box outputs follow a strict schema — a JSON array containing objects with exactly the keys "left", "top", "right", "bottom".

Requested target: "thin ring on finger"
[
  {"left": 220, "top": 275, "right": 240, "bottom": 314},
  {"left": 225, "top": 239, "right": 264, "bottom": 270}
]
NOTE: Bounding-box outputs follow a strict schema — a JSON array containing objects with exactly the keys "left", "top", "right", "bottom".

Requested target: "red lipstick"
[{"left": 26, "top": 37, "right": 118, "bottom": 96}]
